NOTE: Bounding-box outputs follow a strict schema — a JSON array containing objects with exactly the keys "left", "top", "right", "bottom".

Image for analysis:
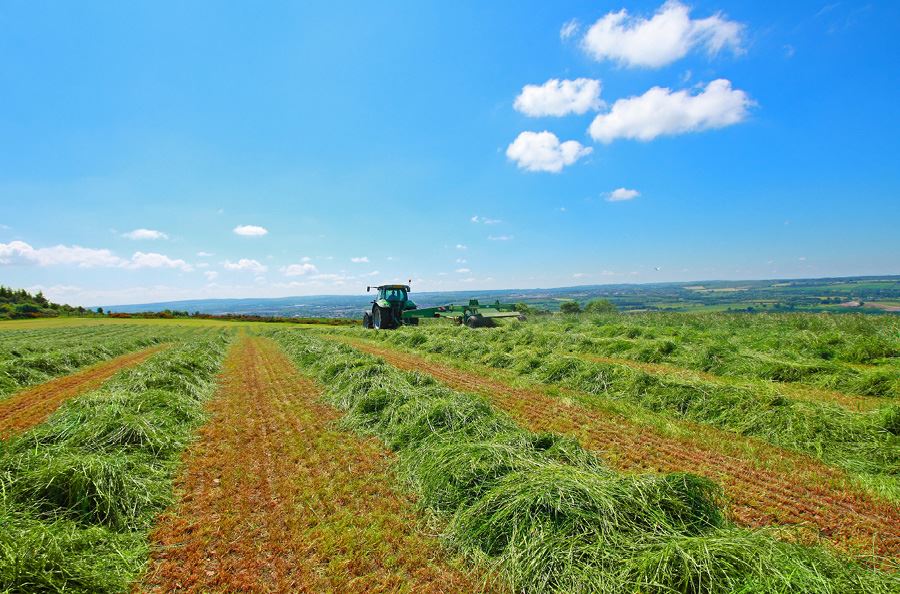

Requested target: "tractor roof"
[{"left": 376, "top": 284, "right": 410, "bottom": 290}]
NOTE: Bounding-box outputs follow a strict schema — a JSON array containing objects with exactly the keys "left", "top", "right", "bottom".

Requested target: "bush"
[{"left": 560, "top": 301, "right": 581, "bottom": 314}]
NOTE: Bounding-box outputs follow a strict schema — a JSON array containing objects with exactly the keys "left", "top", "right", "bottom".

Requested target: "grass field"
[{"left": 0, "top": 315, "right": 897, "bottom": 592}]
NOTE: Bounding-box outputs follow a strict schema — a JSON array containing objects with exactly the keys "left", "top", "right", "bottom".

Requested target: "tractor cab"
[{"left": 363, "top": 284, "right": 418, "bottom": 329}]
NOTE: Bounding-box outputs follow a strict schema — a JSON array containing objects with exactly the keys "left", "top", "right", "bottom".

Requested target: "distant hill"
[{"left": 101, "top": 275, "right": 900, "bottom": 318}]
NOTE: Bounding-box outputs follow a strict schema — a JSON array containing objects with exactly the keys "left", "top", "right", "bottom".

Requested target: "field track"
[
  {"left": 142, "top": 335, "right": 493, "bottom": 593},
  {"left": 342, "top": 337, "right": 900, "bottom": 563},
  {"left": 0, "top": 344, "right": 167, "bottom": 439},
  {"left": 581, "top": 354, "right": 886, "bottom": 412}
]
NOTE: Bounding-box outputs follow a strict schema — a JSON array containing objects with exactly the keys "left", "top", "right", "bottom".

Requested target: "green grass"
[
  {"left": 0, "top": 330, "right": 230, "bottom": 592},
  {"left": 272, "top": 329, "right": 897, "bottom": 593}
]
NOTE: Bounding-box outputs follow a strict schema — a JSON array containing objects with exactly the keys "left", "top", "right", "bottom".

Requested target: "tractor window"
[{"left": 383, "top": 288, "right": 406, "bottom": 301}]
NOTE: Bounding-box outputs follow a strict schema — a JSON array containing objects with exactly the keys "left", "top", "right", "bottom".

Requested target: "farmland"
[{"left": 0, "top": 314, "right": 897, "bottom": 592}]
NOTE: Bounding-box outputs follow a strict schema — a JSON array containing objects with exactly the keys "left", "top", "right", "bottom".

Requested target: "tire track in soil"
[
  {"left": 0, "top": 344, "right": 168, "bottom": 439},
  {"left": 141, "top": 336, "right": 495, "bottom": 593},
  {"left": 343, "top": 337, "right": 900, "bottom": 564}
]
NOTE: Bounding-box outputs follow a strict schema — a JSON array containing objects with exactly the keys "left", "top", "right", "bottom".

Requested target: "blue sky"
[{"left": 1, "top": 1, "right": 898, "bottom": 305}]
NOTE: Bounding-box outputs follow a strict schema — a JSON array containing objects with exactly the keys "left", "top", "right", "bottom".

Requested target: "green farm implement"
[{"left": 362, "top": 284, "right": 524, "bottom": 329}]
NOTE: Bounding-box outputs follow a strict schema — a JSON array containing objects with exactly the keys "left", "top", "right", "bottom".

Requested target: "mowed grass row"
[
  {"left": 0, "top": 330, "right": 231, "bottom": 592},
  {"left": 472, "top": 314, "right": 900, "bottom": 397},
  {"left": 272, "top": 330, "right": 897, "bottom": 593},
  {"left": 0, "top": 324, "right": 197, "bottom": 400},
  {"left": 352, "top": 325, "right": 899, "bottom": 493}
]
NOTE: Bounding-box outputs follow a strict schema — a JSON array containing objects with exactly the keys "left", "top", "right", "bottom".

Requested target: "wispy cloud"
[
  {"left": 488, "top": 235, "right": 513, "bottom": 241},
  {"left": 196, "top": 251, "right": 214, "bottom": 257},
  {"left": 471, "top": 215, "right": 502, "bottom": 225},
  {"left": 560, "top": 18, "right": 579, "bottom": 40},
  {"left": 350, "top": 256, "right": 369, "bottom": 263}
]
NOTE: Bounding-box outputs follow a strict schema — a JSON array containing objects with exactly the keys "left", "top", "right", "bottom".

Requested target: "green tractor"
[{"left": 362, "top": 284, "right": 524, "bottom": 329}]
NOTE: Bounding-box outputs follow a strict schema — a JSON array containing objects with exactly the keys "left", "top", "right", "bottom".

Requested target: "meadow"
[{"left": 0, "top": 313, "right": 896, "bottom": 592}]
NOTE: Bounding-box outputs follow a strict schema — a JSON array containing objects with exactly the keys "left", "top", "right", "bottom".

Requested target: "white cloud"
[
  {"left": 488, "top": 235, "right": 513, "bottom": 241},
  {"left": 126, "top": 252, "right": 193, "bottom": 272},
  {"left": 455, "top": 268, "right": 471, "bottom": 273},
  {"left": 204, "top": 271, "right": 219, "bottom": 281},
  {"left": 281, "top": 262, "right": 319, "bottom": 276},
  {"left": 607, "top": 187, "right": 641, "bottom": 201},
  {"left": 456, "top": 258, "right": 467, "bottom": 264},
  {"left": 0, "top": 241, "right": 124, "bottom": 267},
  {"left": 514, "top": 78, "right": 603, "bottom": 117},
  {"left": 560, "top": 18, "right": 579, "bottom": 40},
  {"left": 350, "top": 256, "right": 369, "bottom": 263},
  {"left": 582, "top": 1, "right": 744, "bottom": 68},
  {"left": 233, "top": 225, "right": 268, "bottom": 237},
  {"left": 300, "top": 256, "right": 312, "bottom": 262},
  {"left": 573, "top": 272, "right": 589, "bottom": 278},
  {"left": 0, "top": 241, "right": 127, "bottom": 268},
  {"left": 456, "top": 244, "right": 467, "bottom": 250},
  {"left": 471, "top": 215, "right": 501, "bottom": 225},
  {"left": 122, "top": 228, "right": 168, "bottom": 240},
  {"left": 506, "top": 131, "right": 592, "bottom": 173},
  {"left": 0, "top": 240, "right": 194, "bottom": 272},
  {"left": 196, "top": 251, "right": 214, "bottom": 257},
  {"left": 223, "top": 258, "right": 268, "bottom": 273},
  {"left": 588, "top": 79, "right": 752, "bottom": 143}
]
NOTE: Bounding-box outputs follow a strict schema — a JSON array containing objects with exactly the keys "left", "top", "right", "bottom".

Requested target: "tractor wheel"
[
  {"left": 405, "top": 316, "right": 419, "bottom": 326},
  {"left": 465, "top": 316, "right": 482, "bottom": 328},
  {"left": 373, "top": 306, "right": 394, "bottom": 330},
  {"left": 362, "top": 312, "right": 373, "bottom": 329}
]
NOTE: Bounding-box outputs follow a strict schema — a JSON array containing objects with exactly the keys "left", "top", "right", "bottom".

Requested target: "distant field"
[{"left": 1, "top": 313, "right": 897, "bottom": 592}]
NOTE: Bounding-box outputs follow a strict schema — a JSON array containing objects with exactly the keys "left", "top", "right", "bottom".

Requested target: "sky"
[{"left": 1, "top": 1, "right": 898, "bottom": 306}]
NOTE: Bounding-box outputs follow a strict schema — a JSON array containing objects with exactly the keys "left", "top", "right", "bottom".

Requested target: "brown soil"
[
  {"left": 345, "top": 338, "right": 900, "bottom": 564},
  {"left": 0, "top": 344, "right": 167, "bottom": 439},
  {"left": 141, "top": 336, "right": 495, "bottom": 593}
]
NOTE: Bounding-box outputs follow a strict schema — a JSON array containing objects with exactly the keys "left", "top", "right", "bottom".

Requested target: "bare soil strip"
[
  {"left": 142, "top": 336, "right": 493, "bottom": 593},
  {"left": 0, "top": 344, "right": 167, "bottom": 439},
  {"left": 345, "top": 338, "right": 900, "bottom": 563},
  {"left": 581, "top": 354, "right": 886, "bottom": 412}
]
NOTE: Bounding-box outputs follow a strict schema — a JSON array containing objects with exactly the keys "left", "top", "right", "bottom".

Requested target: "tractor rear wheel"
[
  {"left": 373, "top": 306, "right": 394, "bottom": 330},
  {"left": 405, "top": 316, "right": 419, "bottom": 326},
  {"left": 362, "top": 312, "right": 373, "bottom": 329}
]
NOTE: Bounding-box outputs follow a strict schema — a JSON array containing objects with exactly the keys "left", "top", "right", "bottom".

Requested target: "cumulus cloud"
[
  {"left": 514, "top": 78, "right": 603, "bottom": 117},
  {"left": 0, "top": 241, "right": 123, "bottom": 267},
  {"left": 606, "top": 188, "right": 641, "bottom": 201},
  {"left": 0, "top": 240, "right": 194, "bottom": 272},
  {"left": 126, "top": 252, "right": 193, "bottom": 271},
  {"left": 588, "top": 79, "right": 752, "bottom": 143},
  {"left": 350, "top": 256, "right": 369, "bottom": 263},
  {"left": 506, "top": 131, "right": 592, "bottom": 173},
  {"left": 122, "top": 228, "right": 168, "bottom": 240},
  {"left": 223, "top": 258, "right": 268, "bottom": 273},
  {"left": 233, "top": 225, "right": 268, "bottom": 237},
  {"left": 281, "top": 262, "right": 319, "bottom": 276},
  {"left": 560, "top": 18, "right": 579, "bottom": 40},
  {"left": 582, "top": 1, "right": 744, "bottom": 68}
]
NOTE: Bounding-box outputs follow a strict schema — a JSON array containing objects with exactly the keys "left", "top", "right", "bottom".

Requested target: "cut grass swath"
[
  {"left": 0, "top": 331, "right": 230, "bottom": 592},
  {"left": 273, "top": 330, "right": 897, "bottom": 593}
]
